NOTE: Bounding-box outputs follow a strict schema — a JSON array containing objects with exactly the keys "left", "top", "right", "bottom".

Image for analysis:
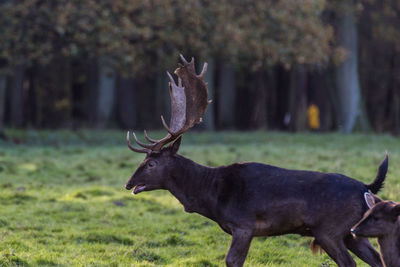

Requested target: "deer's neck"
[
  {"left": 166, "top": 155, "right": 220, "bottom": 220},
  {"left": 378, "top": 221, "right": 400, "bottom": 267}
]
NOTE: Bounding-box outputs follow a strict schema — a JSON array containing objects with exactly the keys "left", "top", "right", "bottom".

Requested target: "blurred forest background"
[{"left": 0, "top": 0, "right": 399, "bottom": 137}]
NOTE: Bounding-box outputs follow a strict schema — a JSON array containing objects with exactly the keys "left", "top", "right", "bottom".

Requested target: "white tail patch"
[{"left": 364, "top": 191, "right": 375, "bottom": 209}]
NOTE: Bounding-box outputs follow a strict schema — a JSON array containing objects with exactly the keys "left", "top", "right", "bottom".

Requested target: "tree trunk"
[
  {"left": 310, "top": 68, "right": 339, "bottom": 131},
  {"left": 200, "top": 58, "right": 215, "bottom": 130},
  {"left": 335, "top": 1, "right": 369, "bottom": 133},
  {"left": 95, "top": 58, "right": 116, "bottom": 128},
  {"left": 288, "top": 65, "right": 308, "bottom": 132},
  {"left": 117, "top": 75, "right": 138, "bottom": 129},
  {"left": 32, "top": 58, "right": 72, "bottom": 127},
  {"left": 391, "top": 53, "right": 400, "bottom": 134},
  {"left": 0, "top": 75, "right": 6, "bottom": 138},
  {"left": 10, "top": 65, "right": 24, "bottom": 127},
  {"left": 266, "top": 68, "right": 278, "bottom": 129},
  {"left": 86, "top": 59, "right": 98, "bottom": 125},
  {"left": 217, "top": 62, "right": 236, "bottom": 129},
  {"left": 275, "top": 66, "right": 291, "bottom": 130},
  {"left": 155, "top": 69, "right": 170, "bottom": 128},
  {"left": 393, "top": 93, "right": 400, "bottom": 135},
  {"left": 326, "top": 67, "right": 340, "bottom": 131},
  {"left": 251, "top": 70, "right": 268, "bottom": 129},
  {"left": 54, "top": 58, "right": 72, "bottom": 127}
]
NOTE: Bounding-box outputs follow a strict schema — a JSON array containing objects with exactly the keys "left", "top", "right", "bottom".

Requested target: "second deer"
[{"left": 351, "top": 199, "right": 400, "bottom": 267}]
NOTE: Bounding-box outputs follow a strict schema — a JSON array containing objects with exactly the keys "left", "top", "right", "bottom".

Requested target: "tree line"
[{"left": 0, "top": 0, "right": 399, "bottom": 136}]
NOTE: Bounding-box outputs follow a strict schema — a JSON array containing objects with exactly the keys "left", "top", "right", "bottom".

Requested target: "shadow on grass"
[
  {"left": 146, "top": 233, "right": 196, "bottom": 248},
  {"left": 0, "top": 193, "right": 37, "bottom": 205},
  {"left": 35, "top": 258, "right": 66, "bottom": 267},
  {"left": 0, "top": 253, "right": 30, "bottom": 266},
  {"left": 70, "top": 188, "right": 115, "bottom": 200},
  {"left": 113, "top": 196, "right": 180, "bottom": 215},
  {"left": 188, "top": 259, "right": 219, "bottom": 267},
  {"left": 131, "top": 247, "right": 166, "bottom": 264},
  {"left": 0, "top": 219, "right": 9, "bottom": 227},
  {"left": 75, "top": 232, "right": 134, "bottom": 246}
]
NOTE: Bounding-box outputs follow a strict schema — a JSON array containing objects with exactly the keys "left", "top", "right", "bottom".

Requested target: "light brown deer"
[{"left": 351, "top": 200, "right": 400, "bottom": 267}]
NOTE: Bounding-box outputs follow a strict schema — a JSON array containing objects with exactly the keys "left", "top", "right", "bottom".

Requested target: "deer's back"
[{"left": 214, "top": 162, "right": 367, "bottom": 235}]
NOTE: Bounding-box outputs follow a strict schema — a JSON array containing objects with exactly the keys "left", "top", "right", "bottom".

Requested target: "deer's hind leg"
[
  {"left": 313, "top": 232, "right": 356, "bottom": 267},
  {"left": 344, "top": 235, "right": 383, "bottom": 267}
]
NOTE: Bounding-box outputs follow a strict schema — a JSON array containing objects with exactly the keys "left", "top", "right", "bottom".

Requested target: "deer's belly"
[{"left": 253, "top": 218, "right": 308, "bottom": 236}]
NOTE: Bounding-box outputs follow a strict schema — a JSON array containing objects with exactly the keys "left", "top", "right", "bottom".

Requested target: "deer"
[
  {"left": 351, "top": 199, "right": 400, "bottom": 267},
  {"left": 124, "top": 55, "right": 388, "bottom": 267}
]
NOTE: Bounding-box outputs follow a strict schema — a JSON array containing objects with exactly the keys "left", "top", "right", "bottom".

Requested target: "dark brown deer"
[
  {"left": 351, "top": 200, "right": 400, "bottom": 267},
  {"left": 125, "top": 55, "right": 387, "bottom": 267}
]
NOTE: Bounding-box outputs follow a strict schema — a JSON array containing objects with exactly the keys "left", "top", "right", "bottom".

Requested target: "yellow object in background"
[{"left": 307, "top": 104, "right": 320, "bottom": 130}]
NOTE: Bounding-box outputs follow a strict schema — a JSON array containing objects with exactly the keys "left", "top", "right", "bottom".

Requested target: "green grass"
[{"left": 1, "top": 130, "right": 400, "bottom": 266}]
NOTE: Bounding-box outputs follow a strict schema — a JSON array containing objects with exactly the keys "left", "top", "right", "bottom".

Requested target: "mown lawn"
[{"left": 1, "top": 130, "right": 399, "bottom": 267}]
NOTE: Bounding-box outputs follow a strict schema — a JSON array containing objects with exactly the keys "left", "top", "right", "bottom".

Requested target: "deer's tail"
[
  {"left": 310, "top": 239, "right": 325, "bottom": 255},
  {"left": 366, "top": 153, "right": 388, "bottom": 194}
]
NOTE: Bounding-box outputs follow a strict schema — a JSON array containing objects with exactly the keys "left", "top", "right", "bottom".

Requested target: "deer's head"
[
  {"left": 125, "top": 55, "right": 210, "bottom": 195},
  {"left": 351, "top": 201, "right": 400, "bottom": 238}
]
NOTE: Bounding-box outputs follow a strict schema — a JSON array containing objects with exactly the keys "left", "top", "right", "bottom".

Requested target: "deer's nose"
[{"left": 125, "top": 183, "right": 133, "bottom": 190}]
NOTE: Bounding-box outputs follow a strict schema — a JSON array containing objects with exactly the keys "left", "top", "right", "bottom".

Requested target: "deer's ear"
[
  {"left": 168, "top": 136, "right": 182, "bottom": 154},
  {"left": 364, "top": 192, "right": 375, "bottom": 209}
]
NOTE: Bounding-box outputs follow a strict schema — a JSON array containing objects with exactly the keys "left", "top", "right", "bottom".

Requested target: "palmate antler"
[{"left": 127, "top": 55, "right": 210, "bottom": 153}]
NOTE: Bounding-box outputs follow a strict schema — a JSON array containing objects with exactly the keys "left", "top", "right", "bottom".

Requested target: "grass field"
[{"left": 1, "top": 130, "right": 399, "bottom": 267}]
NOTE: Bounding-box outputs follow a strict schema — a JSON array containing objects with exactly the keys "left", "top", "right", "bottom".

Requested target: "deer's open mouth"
[{"left": 133, "top": 184, "right": 146, "bottom": 194}]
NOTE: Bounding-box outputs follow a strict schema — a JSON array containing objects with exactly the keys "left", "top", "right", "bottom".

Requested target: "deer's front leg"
[{"left": 226, "top": 229, "right": 253, "bottom": 267}]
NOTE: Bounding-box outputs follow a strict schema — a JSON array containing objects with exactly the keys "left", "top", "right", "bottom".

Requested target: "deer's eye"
[
  {"left": 147, "top": 161, "right": 156, "bottom": 168},
  {"left": 371, "top": 215, "right": 379, "bottom": 221}
]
